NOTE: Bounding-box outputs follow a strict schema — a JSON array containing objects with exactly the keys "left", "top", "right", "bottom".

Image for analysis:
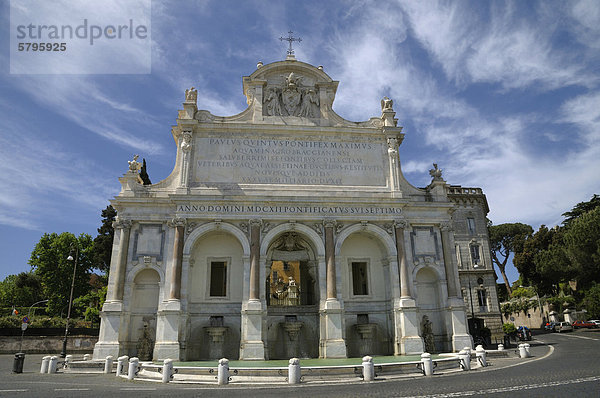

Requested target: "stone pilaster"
[
  {"left": 440, "top": 222, "right": 458, "bottom": 297},
  {"left": 240, "top": 219, "right": 265, "bottom": 360},
  {"left": 178, "top": 131, "right": 193, "bottom": 188},
  {"left": 387, "top": 137, "right": 401, "bottom": 192},
  {"left": 319, "top": 220, "right": 346, "bottom": 358}
]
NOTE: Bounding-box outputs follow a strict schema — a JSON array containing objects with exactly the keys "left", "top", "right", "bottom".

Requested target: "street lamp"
[
  {"left": 60, "top": 245, "right": 79, "bottom": 358},
  {"left": 467, "top": 263, "right": 480, "bottom": 336}
]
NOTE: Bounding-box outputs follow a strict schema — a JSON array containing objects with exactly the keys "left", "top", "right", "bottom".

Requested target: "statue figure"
[
  {"left": 264, "top": 87, "right": 282, "bottom": 116},
  {"left": 387, "top": 137, "right": 398, "bottom": 154},
  {"left": 381, "top": 96, "right": 394, "bottom": 112},
  {"left": 429, "top": 163, "right": 444, "bottom": 181},
  {"left": 421, "top": 315, "right": 436, "bottom": 353},
  {"left": 185, "top": 87, "right": 197, "bottom": 103},
  {"left": 298, "top": 89, "right": 319, "bottom": 117},
  {"left": 180, "top": 131, "right": 192, "bottom": 152},
  {"left": 128, "top": 155, "right": 141, "bottom": 173},
  {"left": 136, "top": 320, "right": 155, "bottom": 361},
  {"left": 285, "top": 72, "right": 301, "bottom": 89}
]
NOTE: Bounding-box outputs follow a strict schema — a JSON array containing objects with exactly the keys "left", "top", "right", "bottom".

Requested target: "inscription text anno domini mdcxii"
[{"left": 194, "top": 136, "right": 386, "bottom": 186}]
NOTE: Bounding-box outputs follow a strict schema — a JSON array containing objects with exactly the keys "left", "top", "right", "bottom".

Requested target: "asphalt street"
[{"left": 1, "top": 328, "right": 599, "bottom": 397}]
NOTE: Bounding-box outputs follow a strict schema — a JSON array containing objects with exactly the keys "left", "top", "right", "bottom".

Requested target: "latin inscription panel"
[{"left": 193, "top": 136, "right": 387, "bottom": 186}]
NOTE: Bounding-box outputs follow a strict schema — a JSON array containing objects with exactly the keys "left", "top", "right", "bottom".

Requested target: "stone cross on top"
[{"left": 280, "top": 31, "right": 301, "bottom": 57}]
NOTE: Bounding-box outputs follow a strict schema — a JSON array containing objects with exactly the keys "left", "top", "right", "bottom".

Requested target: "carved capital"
[
  {"left": 394, "top": 219, "right": 409, "bottom": 230},
  {"left": 387, "top": 137, "right": 399, "bottom": 153},
  {"left": 440, "top": 221, "right": 454, "bottom": 232},
  {"left": 323, "top": 219, "right": 336, "bottom": 229},
  {"left": 168, "top": 217, "right": 186, "bottom": 228},
  {"left": 249, "top": 218, "right": 262, "bottom": 228},
  {"left": 113, "top": 217, "right": 132, "bottom": 230}
]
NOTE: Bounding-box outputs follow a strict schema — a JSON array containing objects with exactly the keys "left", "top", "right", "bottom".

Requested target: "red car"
[{"left": 572, "top": 320, "right": 598, "bottom": 329}]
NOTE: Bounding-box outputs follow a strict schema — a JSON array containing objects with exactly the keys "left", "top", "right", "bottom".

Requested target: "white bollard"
[
  {"left": 524, "top": 343, "right": 531, "bottom": 357},
  {"left": 48, "top": 356, "right": 58, "bottom": 373},
  {"left": 463, "top": 346, "right": 472, "bottom": 356},
  {"left": 65, "top": 354, "right": 73, "bottom": 364},
  {"left": 497, "top": 344, "right": 504, "bottom": 351},
  {"left": 40, "top": 356, "right": 50, "bottom": 374},
  {"left": 162, "top": 359, "right": 173, "bottom": 383},
  {"left": 518, "top": 344, "right": 528, "bottom": 358},
  {"left": 362, "top": 356, "right": 375, "bottom": 381},
  {"left": 217, "top": 358, "right": 229, "bottom": 385},
  {"left": 83, "top": 354, "right": 92, "bottom": 361},
  {"left": 127, "top": 357, "right": 139, "bottom": 381},
  {"left": 116, "top": 355, "right": 129, "bottom": 377},
  {"left": 458, "top": 350, "right": 470, "bottom": 371},
  {"left": 104, "top": 356, "right": 114, "bottom": 374},
  {"left": 288, "top": 358, "right": 301, "bottom": 384},
  {"left": 421, "top": 353, "right": 433, "bottom": 376},
  {"left": 476, "top": 345, "right": 487, "bottom": 367}
]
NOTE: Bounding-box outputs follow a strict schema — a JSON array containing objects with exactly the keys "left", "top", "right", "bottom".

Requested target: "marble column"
[
  {"left": 325, "top": 221, "right": 337, "bottom": 299},
  {"left": 393, "top": 219, "right": 424, "bottom": 355},
  {"left": 109, "top": 218, "right": 132, "bottom": 302},
  {"left": 240, "top": 219, "right": 265, "bottom": 359},
  {"left": 94, "top": 218, "right": 131, "bottom": 360},
  {"left": 320, "top": 220, "right": 346, "bottom": 358},
  {"left": 395, "top": 221, "right": 411, "bottom": 299},
  {"left": 169, "top": 218, "right": 186, "bottom": 300},
  {"left": 249, "top": 219, "right": 261, "bottom": 301},
  {"left": 154, "top": 217, "right": 186, "bottom": 360}
]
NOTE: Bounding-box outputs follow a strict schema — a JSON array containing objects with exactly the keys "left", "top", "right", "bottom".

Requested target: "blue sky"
[{"left": 1, "top": 0, "right": 599, "bottom": 285}]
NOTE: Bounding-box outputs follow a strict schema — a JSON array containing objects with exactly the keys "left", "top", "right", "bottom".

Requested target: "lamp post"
[
  {"left": 467, "top": 264, "right": 480, "bottom": 336},
  {"left": 60, "top": 245, "right": 79, "bottom": 358}
]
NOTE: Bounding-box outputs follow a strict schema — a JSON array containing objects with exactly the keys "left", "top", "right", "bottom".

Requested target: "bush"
[{"left": 503, "top": 323, "right": 517, "bottom": 335}]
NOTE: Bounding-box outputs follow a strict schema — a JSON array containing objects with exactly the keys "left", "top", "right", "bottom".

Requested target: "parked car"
[
  {"left": 589, "top": 320, "right": 600, "bottom": 327},
  {"left": 572, "top": 320, "right": 598, "bottom": 329},
  {"left": 517, "top": 325, "right": 532, "bottom": 341},
  {"left": 554, "top": 322, "right": 573, "bottom": 333},
  {"left": 544, "top": 321, "right": 558, "bottom": 331}
]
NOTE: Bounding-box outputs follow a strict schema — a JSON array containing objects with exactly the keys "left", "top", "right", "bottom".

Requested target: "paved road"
[{"left": 1, "top": 329, "right": 599, "bottom": 397}]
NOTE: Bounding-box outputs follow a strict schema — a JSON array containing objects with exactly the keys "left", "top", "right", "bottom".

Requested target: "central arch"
[{"left": 260, "top": 223, "right": 325, "bottom": 359}]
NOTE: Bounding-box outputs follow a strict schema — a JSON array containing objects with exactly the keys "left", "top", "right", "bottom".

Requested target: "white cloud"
[{"left": 400, "top": 1, "right": 597, "bottom": 90}]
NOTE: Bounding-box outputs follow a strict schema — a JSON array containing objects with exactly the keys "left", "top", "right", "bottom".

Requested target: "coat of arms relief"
[{"left": 263, "top": 72, "right": 320, "bottom": 118}]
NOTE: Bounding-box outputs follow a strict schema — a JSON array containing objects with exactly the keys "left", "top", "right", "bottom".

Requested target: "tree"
[
  {"left": 0, "top": 273, "right": 44, "bottom": 309},
  {"left": 562, "top": 194, "right": 600, "bottom": 227},
  {"left": 91, "top": 205, "right": 117, "bottom": 276},
  {"left": 583, "top": 283, "right": 600, "bottom": 318},
  {"left": 28, "top": 232, "right": 94, "bottom": 316},
  {"left": 488, "top": 222, "right": 533, "bottom": 296},
  {"left": 139, "top": 158, "right": 152, "bottom": 185},
  {"left": 563, "top": 206, "right": 600, "bottom": 290}
]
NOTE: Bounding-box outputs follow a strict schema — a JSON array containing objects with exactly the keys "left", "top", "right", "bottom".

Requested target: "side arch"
[
  {"left": 183, "top": 222, "right": 250, "bottom": 256},
  {"left": 334, "top": 223, "right": 397, "bottom": 257}
]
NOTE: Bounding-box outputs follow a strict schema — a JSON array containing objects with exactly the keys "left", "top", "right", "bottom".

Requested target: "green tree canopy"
[
  {"left": 563, "top": 206, "right": 600, "bottom": 290},
  {"left": 488, "top": 222, "right": 533, "bottom": 296},
  {"left": 562, "top": 194, "right": 600, "bottom": 227},
  {"left": 0, "top": 272, "right": 44, "bottom": 309},
  {"left": 28, "top": 232, "right": 94, "bottom": 316}
]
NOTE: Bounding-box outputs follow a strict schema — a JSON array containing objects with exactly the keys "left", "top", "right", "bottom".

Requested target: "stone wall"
[{"left": 0, "top": 335, "right": 97, "bottom": 354}]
